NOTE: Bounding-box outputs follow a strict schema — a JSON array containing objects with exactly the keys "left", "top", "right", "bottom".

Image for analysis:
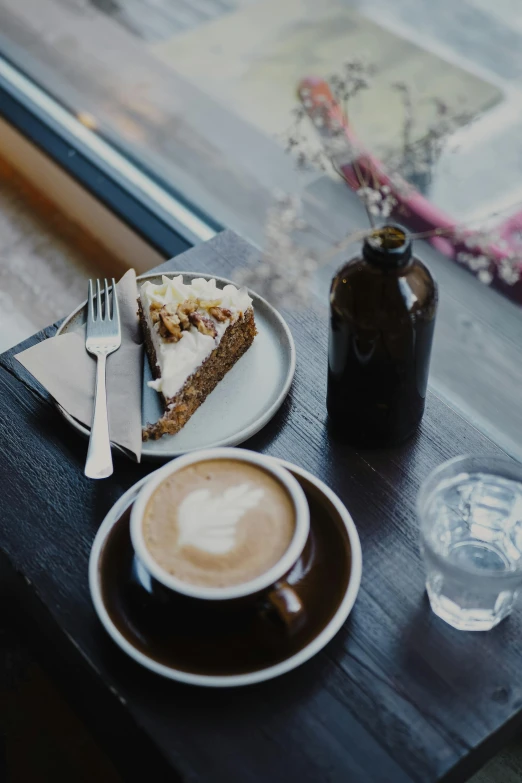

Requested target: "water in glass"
[{"left": 419, "top": 458, "right": 522, "bottom": 631}]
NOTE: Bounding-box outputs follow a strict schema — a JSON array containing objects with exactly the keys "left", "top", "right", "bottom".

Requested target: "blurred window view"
[{"left": 1, "top": 0, "right": 522, "bottom": 456}]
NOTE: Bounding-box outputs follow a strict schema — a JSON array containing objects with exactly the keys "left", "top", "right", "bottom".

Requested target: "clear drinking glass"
[{"left": 417, "top": 455, "right": 522, "bottom": 631}]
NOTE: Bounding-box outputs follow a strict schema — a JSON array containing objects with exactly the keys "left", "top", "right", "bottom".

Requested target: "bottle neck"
[{"left": 362, "top": 225, "right": 412, "bottom": 269}]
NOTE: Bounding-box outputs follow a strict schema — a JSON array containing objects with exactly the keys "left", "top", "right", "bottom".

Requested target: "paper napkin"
[{"left": 15, "top": 269, "right": 143, "bottom": 462}]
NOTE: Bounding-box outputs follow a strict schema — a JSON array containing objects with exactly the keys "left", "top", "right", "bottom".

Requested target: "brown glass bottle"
[{"left": 327, "top": 225, "right": 438, "bottom": 446}]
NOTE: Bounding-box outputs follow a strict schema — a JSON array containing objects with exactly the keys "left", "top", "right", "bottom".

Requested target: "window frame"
[{"left": 0, "top": 53, "right": 221, "bottom": 259}]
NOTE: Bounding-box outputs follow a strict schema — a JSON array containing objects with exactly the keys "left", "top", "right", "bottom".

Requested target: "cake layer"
[
  {"left": 140, "top": 275, "right": 252, "bottom": 400},
  {"left": 141, "top": 307, "right": 256, "bottom": 440},
  {"left": 139, "top": 274, "right": 256, "bottom": 440}
]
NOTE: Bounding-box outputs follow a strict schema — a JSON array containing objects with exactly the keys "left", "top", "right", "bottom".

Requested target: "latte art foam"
[
  {"left": 177, "top": 484, "right": 265, "bottom": 555},
  {"left": 143, "top": 459, "right": 296, "bottom": 588}
]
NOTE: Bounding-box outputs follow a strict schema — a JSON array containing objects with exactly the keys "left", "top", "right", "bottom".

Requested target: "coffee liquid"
[
  {"left": 327, "top": 226, "right": 438, "bottom": 446},
  {"left": 144, "top": 459, "right": 296, "bottom": 588}
]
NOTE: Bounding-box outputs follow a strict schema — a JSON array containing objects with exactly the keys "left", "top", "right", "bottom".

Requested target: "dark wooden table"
[{"left": 1, "top": 230, "right": 521, "bottom": 783}]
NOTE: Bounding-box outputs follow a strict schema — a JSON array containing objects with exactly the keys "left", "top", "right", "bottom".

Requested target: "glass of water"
[{"left": 418, "top": 455, "right": 522, "bottom": 631}]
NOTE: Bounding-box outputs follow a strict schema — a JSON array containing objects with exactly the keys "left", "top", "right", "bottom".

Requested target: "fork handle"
[{"left": 85, "top": 353, "right": 113, "bottom": 479}]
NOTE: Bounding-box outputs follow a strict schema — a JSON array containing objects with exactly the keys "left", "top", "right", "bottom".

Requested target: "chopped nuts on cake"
[
  {"left": 189, "top": 311, "right": 217, "bottom": 337},
  {"left": 177, "top": 300, "right": 198, "bottom": 329},
  {"left": 149, "top": 301, "right": 163, "bottom": 324},
  {"left": 151, "top": 298, "right": 222, "bottom": 341},
  {"left": 158, "top": 307, "right": 182, "bottom": 342},
  {"left": 208, "top": 306, "right": 233, "bottom": 322}
]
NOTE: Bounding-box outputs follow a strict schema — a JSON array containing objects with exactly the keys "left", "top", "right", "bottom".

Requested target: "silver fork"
[{"left": 85, "top": 278, "right": 121, "bottom": 479}]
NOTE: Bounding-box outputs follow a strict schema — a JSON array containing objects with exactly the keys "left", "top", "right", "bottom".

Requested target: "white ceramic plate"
[
  {"left": 56, "top": 272, "right": 295, "bottom": 461},
  {"left": 89, "top": 458, "right": 362, "bottom": 688}
]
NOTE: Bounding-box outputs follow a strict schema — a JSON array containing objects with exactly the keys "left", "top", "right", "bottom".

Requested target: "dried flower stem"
[
  {"left": 273, "top": 59, "right": 522, "bottom": 302},
  {"left": 330, "top": 158, "right": 376, "bottom": 227},
  {"left": 318, "top": 228, "right": 372, "bottom": 262}
]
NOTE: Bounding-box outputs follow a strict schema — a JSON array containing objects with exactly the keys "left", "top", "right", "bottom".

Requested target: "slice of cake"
[{"left": 139, "top": 275, "right": 256, "bottom": 440}]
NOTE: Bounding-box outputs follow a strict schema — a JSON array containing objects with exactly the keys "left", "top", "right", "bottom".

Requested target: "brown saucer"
[{"left": 89, "top": 460, "right": 362, "bottom": 687}]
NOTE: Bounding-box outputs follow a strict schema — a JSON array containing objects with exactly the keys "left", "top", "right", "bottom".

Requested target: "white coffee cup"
[{"left": 130, "top": 448, "right": 310, "bottom": 626}]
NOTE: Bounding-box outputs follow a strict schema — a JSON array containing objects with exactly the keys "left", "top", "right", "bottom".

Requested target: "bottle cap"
[{"left": 363, "top": 224, "right": 412, "bottom": 267}]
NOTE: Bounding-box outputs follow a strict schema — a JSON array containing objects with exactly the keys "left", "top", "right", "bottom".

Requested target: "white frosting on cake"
[{"left": 140, "top": 275, "right": 252, "bottom": 400}]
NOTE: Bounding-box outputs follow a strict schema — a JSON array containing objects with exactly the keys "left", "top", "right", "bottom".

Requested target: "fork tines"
[{"left": 87, "top": 278, "right": 119, "bottom": 323}]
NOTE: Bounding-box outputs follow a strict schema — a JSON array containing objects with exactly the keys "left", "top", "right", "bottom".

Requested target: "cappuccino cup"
[{"left": 130, "top": 448, "right": 310, "bottom": 629}]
